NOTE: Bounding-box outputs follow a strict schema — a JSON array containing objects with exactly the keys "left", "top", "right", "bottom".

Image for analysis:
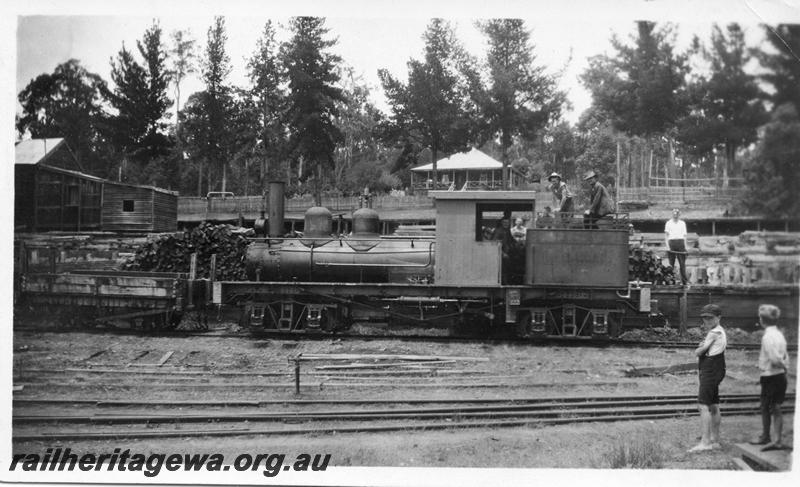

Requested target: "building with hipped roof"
[{"left": 410, "top": 148, "right": 525, "bottom": 191}]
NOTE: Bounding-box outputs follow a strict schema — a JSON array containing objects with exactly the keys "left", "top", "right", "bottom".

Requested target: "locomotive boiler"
[{"left": 245, "top": 207, "right": 435, "bottom": 284}]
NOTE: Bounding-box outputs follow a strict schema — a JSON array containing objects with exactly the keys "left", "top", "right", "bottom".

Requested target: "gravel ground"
[{"left": 11, "top": 330, "right": 797, "bottom": 472}]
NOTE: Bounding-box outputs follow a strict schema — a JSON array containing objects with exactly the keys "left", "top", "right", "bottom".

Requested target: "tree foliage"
[
  {"left": 17, "top": 59, "right": 108, "bottom": 174},
  {"left": 168, "top": 29, "right": 198, "bottom": 140},
  {"left": 247, "top": 21, "right": 287, "bottom": 187},
  {"left": 333, "top": 68, "right": 388, "bottom": 193},
  {"left": 281, "top": 16, "right": 345, "bottom": 205},
  {"left": 106, "top": 20, "right": 173, "bottom": 180},
  {"left": 742, "top": 104, "right": 800, "bottom": 217},
  {"left": 758, "top": 24, "right": 800, "bottom": 114},
  {"left": 581, "top": 21, "right": 689, "bottom": 137},
  {"left": 676, "top": 24, "right": 766, "bottom": 185},
  {"left": 201, "top": 16, "right": 233, "bottom": 192},
  {"left": 478, "top": 18, "right": 565, "bottom": 188},
  {"left": 378, "top": 19, "right": 481, "bottom": 186}
]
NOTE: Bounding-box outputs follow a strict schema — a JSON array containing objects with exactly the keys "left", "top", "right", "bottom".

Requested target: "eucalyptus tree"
[
  {"left": 17, "top": 59, "right": 108, "bottom": 174},
  {"left": 247, "top": 20, "right": 287, "bottom": 189},
  {"left": 479, "top": 18, "right": 565, "bottom": 188},
  {"left": 281, "top": 16, "right": 345, "bottom": 205},
  {"left": 758, "top": 24, "right": 800, "bottom": 114},
  {"left": 378, "top": 19, "right": 482, "bottom": 188},
  {"left": 169, "top": 29, "right": 198, "bottom": 140},
  {"left": 677, "top": 24, "right": 766, "bottom": 185}
]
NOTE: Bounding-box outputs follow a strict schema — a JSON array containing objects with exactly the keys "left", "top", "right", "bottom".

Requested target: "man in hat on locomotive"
[
  {"left": 547, "top": 172, "right": 574, "bottom": 223},
  {"left": 582, "top": 170, "right": 614, "bottom": 229},
  {"left": 689, "top": 303, "right": 728, "bottom": 452}
]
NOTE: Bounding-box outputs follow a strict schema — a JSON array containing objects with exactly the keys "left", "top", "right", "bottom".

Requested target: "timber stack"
[
  {"left": 123, "top": 222, "right": 252, "bottom": 280},
  {"left": 628, "top": 247, "right": 679, "bottom": 285}
]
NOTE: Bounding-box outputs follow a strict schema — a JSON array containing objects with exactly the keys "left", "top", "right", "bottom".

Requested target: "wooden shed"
[
  {"left": 15, "top": 138, "right": 178, "bottom": 233},
  {"left": 101, "top": 181, "right": 178, "bottom": 233},
  {"left": 15, "top": 138, "right": 103, "bottom": 232}
]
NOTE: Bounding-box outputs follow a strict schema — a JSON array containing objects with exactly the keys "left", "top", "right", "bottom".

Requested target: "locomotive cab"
[{"left": 430, "top": 191, "right": 536, "bottom": 286}]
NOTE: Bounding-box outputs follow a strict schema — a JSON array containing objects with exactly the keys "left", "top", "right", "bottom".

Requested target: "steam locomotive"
[{"left": 213, "top": 189, "right": 652, "bottom": 338}]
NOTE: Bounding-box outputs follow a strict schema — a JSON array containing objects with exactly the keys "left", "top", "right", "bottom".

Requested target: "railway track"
[
  {"left": 14, "top": 326, "right": 793, "bottom": 351},
  {"left": 13, "top": 393, "right": 794, "bottom": 442}
]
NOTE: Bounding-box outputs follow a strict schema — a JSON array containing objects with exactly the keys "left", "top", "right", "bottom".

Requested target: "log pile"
[
  {"left": 123, "top": 223, "right": 251, "bottom": 280},
  {"left": 628, "top": 247, "right": 678, "bottom": 285}
]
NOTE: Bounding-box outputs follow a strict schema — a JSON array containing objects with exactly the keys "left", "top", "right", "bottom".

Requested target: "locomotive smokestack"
[{"left": 268, "top": 181, "right": 285, "bottom": 237}]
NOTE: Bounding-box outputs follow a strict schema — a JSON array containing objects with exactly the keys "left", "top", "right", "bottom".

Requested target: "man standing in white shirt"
[
  {"left": 665, "top": 209, "right": 688, "bottom": 285},
  {"left": 750, "top": 304, "right": 791, "bottom": 451}
]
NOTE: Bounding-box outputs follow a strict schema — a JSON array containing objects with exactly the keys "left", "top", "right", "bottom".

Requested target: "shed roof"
[
  {"left": 15, "top": 138, "right": 66, "bottom": 166},
  {"left": 411, "top": 148, "right": 503, "bottom": 172},
  {"left": 38, "top": 164, "right": 104, "bottom": 182},
  {"left": 104, "top": 179, "right": 179, "bottom": 196}
]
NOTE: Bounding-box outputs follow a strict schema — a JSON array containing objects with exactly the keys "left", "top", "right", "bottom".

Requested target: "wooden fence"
[
  {"left": 619, "top": 186, "right": 747, "bottom": 203},
  {"left": 178, "top": 194, "right": 435, "bottom": 220}
]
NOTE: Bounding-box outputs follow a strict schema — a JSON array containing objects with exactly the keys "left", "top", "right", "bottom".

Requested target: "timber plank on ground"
[{"left": 733, "top": 442, "right": 792, "bottom": 472}]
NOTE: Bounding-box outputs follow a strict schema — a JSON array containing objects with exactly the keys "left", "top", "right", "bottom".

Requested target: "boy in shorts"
[
  {"left": 750, "top": 304, "right": 791, "bottom": 451},
  {"left": 689, "top": 303, "right": 727, "bottom": 452}
]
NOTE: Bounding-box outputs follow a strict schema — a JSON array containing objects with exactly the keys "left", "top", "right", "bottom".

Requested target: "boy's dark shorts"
[
  {"left": 760, "top": 373, "right": 787, "bottom": 406},
  {"left": 698, "top": 379, "right": 721, "bottom": 405}
]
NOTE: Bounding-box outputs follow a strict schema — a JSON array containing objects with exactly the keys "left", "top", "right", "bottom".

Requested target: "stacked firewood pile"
[
  {"left": 123, "top": 223, "right": 252, "bottom": 280},
  {"left": 628, "top": 247, "right": 679, "bottom": 285}
]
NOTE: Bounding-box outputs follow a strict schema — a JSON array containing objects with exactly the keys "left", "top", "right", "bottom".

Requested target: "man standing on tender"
[{"left": 664, "top": 209, "right": 689, "bottom": 285}]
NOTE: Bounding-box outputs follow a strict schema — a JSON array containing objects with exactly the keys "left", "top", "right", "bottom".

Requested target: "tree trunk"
[
  {"left": 222, "top": 161, "right": 227, "bottom": 193},
  {"left": 501, "top": 142, "right": 509, "bottom": 190},
  {"left": 616, "top": 140, "right": 621, "bottom": 200},
  {"left": 314, "top": 162, "right": 322, "bottom": 206},
  {"left": 627, "top": 154, "right": 632, "bottom": 192},
  {"left": 431, "top": 145, "right": 438, "bottom": 192},
  {"left": 197, "top": 160, "right": 202, "bottom": 197},
  {"left": 640, "top": 145, "right": 646, "bottom": 188},
  {"left": 723, "top": 143, "right": 735, "bottom": 189},
  {"left": 175, "top": 82, "right": 182, "bottom": 142},
  {"left": 206, "top": 161, "right": 212, "bottom": 191}
]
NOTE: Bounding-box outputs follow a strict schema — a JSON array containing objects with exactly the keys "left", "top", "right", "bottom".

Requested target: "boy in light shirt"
[{"left": 750, "top": 304, "right": 791, "bottom": 451}]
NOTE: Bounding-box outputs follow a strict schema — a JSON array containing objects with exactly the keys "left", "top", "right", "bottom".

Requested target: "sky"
[{"left": 10, "top": 0, "right": 800, "bottom": 127}]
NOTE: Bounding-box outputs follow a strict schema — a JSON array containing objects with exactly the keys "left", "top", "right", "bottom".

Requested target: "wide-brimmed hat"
[
  {"left": 583, "top": 170, "right": 598, "bottom": 181},
  {"left": 700, "top": 304, "right": 722, "bottom": 317},
  {"left": 547, "top": 172, "right": 562, "bottom": 182}
]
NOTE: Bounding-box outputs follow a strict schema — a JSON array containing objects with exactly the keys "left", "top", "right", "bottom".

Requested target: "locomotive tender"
[{"left": 214, "top": 190, "right": 652, "bottom": 337}]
